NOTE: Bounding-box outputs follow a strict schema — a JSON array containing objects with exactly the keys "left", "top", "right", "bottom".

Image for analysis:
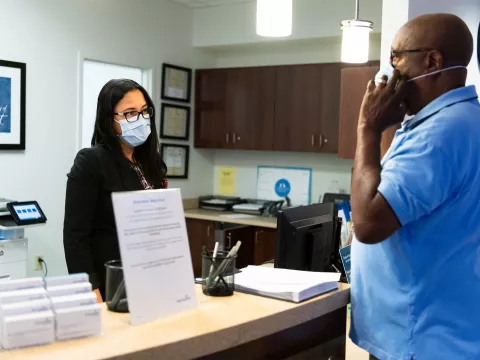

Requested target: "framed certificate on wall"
[
  {"left": 161, "top": 143, "right": 190, "bottom": 179},
  {"left": 160, "top": 104, "right": 190, "bottom": 140},
  {"left": 161, "top": 63, "right": 192, "bottom": 103}
]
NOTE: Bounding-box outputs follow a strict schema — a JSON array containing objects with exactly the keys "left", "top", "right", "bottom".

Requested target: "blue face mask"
[
  {"left": 115, "top": 118, "right": 151, "bottom": 148},
  {"left": 374, "top": 64, "right": 467, "bottom": 86}
]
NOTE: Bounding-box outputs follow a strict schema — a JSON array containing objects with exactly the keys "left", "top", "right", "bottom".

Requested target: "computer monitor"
[{"left": 274, "top": 203, "right": 342, "bottom": 273}]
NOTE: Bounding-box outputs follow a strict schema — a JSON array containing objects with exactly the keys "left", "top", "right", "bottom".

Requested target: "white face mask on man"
[{"left": 374, "top": 64, "right": 467, "bottom": 86}]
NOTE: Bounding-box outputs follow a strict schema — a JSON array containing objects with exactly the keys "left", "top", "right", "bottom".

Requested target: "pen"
[
  {"left": 110, "top": 279, "right": 125, "bottom": 311},
  {"left": 206, "top": 242, "right": 219, "bottom": 288},
  {"left": 212, "top": 241, "right": 242, "bottom": 284}
]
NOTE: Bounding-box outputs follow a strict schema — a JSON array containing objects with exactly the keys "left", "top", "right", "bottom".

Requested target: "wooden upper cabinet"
[
  {"left": 273, "top": 64, "right": 322, "bottom": 153},
  {"left": 195, "top": 62, "right": 388, "bottom": 155},
  {"left": 273, "top": 63, "right": 341, "bottom": 153},
  {"left": 225, "top": 67, "right": 275, "bottom": 151},
  {"left": 195, "top": 67, "right": 275, "bottom": 150},
  {"left": 194, "top": 69, "right": 227, "bottom": 148},
  {"left": 338, "top": 66, "right": 379, "bottom": 159}
]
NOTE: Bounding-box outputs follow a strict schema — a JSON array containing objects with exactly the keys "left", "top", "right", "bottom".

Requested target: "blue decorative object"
[{"left": 275, "top": 178, "right": 291, "bottom": 198}]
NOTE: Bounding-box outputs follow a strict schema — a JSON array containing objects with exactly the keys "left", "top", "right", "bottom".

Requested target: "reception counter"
[
  {"left": 6, "top": 284, "right": 350, "bottom": 360},
  {"left": 184, "top": 208, "right": 277, "bottom": 229}
]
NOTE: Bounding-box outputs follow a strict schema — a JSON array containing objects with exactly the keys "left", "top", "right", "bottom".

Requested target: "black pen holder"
[
  {"left": 105, "top": 260, "right": 129, "bottom": 313},
  {"left": 202, "top": 251, "right": 236, "bottom": 297}
]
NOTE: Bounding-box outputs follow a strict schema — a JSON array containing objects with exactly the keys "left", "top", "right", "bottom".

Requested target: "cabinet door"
[
  {"left": 225, "top": 67, "right": 275, "bottom": 150},
  {"left": 317, "top": 63, "right": 343, "bottom": 153},
  {"left": 185, "top": 218, "right": 215, "bottom": 277},
  {"left": 224, "top": 226, "right": 254, "bottom": 269},
  {"left": 253, "top": 228, "right": 277, "bottom": 266},
  {"left": 274, "top": 64, "right": 322, "bottom": 152},
  {"left": 338, "top": 66, "right": 379, "bottom": 159},
  {"left": 194, "top": 69, "right": 228, "bottom": 149}
]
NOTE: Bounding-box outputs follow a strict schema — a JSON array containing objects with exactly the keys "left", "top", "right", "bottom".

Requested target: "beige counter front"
[
  {"left": 184, "top": 209, "right": 277, "bottom": 229},
  {"left": 6, "top": 284, "right": 350, "bottom": 360}
]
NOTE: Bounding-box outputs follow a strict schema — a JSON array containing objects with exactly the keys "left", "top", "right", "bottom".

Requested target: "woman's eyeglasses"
[{"left": 114, "top": 107, "right": 153, "bottom": 123}]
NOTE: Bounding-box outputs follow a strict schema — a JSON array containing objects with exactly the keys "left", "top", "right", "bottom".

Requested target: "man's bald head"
[
  {"left": 394, "top": 13, "right": 473, "bottom": 67},
  {"left": 390, "top": 13, "right": 473, "bottom": 115}
]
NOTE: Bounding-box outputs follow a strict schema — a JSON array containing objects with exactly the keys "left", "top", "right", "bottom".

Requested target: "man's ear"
[{"left": 426, "top": 50, "right": 444, "bottom": 71}]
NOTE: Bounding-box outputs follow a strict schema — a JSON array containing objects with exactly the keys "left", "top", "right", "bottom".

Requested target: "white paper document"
[
  {"left": 235, "top": 266, "right": 340, "bottom": 303},
  {"left": 112, "top": 189, "right": 197, "bottom": 325}
]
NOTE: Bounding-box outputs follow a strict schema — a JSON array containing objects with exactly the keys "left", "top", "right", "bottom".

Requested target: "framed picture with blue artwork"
[{"left": 0, "top": 60, "right": 26, "bottom": 150}]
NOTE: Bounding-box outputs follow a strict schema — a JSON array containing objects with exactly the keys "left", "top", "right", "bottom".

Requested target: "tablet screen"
[{"left": 11, "top": 203, "right": 42, "bottom": 221}]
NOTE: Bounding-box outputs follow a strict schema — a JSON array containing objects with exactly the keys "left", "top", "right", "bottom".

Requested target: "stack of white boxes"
[
  {"left": 46, "top": 273, "right": 101, "bottom": 341},
  {"left": 0, "top": 273, "right": 101, "bottom": 349},
  {"left": 0, "top": 278, "right": 53, "bottom": 349}
]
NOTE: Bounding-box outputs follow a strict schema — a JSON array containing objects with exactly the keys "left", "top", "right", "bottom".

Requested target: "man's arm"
[
  {"left": 351, "top": 125, "right": 400, "bottom": 244},
  {"left": 351, "top": 71, "right": 407, "bottom": 244}
]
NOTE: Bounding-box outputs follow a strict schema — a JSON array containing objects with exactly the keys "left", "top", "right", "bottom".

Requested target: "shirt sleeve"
[
  {"left": 63, "top": 149, "right": 101, "bottom": 288},
  {"left": 378, "top": 137, "right": 456, "bottom": 226}
]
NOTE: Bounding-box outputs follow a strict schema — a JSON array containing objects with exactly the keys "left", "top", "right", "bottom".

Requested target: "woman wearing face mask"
[{"left": 63, "top": 79, "right": 167, "bottom": 301}]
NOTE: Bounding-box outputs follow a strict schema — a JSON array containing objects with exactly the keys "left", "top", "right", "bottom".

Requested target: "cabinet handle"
[
  {"left": 207, "top": 226, "right": 211, "bottom": 237},
  {"left": 311, "top": 134, "right": 315, "bottom": 147},
  {"left": 319, "top": 134, "right": 324, "bottom": 148},
  {"left": 226, "top": 133, "right": 230, "bottom": 143},
  {"left": 233, "top": 132, "right": 236, "bottom": 144},
  {"left": 227, "top": 233, "right": 232, "bottom": 249},
  {"left": 255, "top": 231, "right": 263, "bottom": 244}
]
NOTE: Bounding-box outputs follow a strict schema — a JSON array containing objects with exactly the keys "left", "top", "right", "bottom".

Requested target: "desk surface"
[
  {"left": 7, "top": 284, "right": 350, "bottom": 360},
  {"left": 184, "top": 209, "right": 277, "bottom": 229}
]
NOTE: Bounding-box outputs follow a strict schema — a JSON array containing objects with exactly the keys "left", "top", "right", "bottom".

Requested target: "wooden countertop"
[
  {"left": 184, "top": 209, "right": 277, "bottom": 229},
  {"left": 6, "top": 285, "right": 350, "bottom": 360}
]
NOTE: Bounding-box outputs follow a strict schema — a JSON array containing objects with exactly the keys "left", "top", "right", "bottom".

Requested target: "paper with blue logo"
[
  {"left": 257, "top": 166, "right": 312, "bottom": 206},
  {"left": 339, "top": 245, "right": 352, "bottom": 284},
  {"left": 0, "top": 77, "right": 12, "bottom": 134},
  {"left": 111, "top": 188, "right": 197, "bottom": 325}
]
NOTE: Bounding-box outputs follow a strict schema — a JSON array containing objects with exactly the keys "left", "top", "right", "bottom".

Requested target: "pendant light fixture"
[
  {"left": 256, "top": 0, "right": 293, "bottom": 37},
  {"left": 341, "top": 0, "right": 373, "bottom": 63}
]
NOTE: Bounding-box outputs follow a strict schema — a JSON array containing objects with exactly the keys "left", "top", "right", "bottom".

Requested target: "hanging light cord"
[{"left": 355, "top": 0, "right": 360, "bottom": 20}]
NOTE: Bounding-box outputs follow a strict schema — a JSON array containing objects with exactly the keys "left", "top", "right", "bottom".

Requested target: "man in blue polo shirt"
[{"left": 350, "top": 13, "right": 480, "bottom": 360}]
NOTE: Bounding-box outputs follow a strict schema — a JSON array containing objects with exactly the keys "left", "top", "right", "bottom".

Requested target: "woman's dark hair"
[{"left": 91, "top": 79, "right": 167, "bottom": 188}]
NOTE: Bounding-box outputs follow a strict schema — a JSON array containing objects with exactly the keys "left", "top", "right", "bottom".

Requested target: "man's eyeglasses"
[
  {"left": 114, "top": 107, "right": 153, "bottom": 123},
  {"left": 390, "top": 48, "right": 435, "bottom": 68}
]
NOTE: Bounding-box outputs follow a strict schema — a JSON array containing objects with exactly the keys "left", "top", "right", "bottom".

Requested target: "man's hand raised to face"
[{"left": 359, "top": 70, "right": 408, "bottom": 134}]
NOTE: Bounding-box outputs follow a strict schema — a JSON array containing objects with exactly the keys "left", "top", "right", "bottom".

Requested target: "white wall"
[
  {"left": 380, "top": 0, "right": 410, "bottom": 68},
  {"left": 0, "top": 0, "right": 215, "bottom": 276},
  {"left": 213, "top": 151, "right": 353, "bottom": 203},
  {"left": 193, "top": 0, "right": 383, "bottom": 47},
  {"left": 214, "top": 35, "right": 381, "bottom": 67}
]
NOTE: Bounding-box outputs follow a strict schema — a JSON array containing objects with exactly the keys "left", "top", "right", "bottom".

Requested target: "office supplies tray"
[{"left": 199, "top": 196, "right": 245, "bottom": 212}]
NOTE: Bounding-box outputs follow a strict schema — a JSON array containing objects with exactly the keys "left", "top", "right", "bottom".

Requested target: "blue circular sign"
[{"left": 275, "top": 179, "right": 291, "bottom": 198}]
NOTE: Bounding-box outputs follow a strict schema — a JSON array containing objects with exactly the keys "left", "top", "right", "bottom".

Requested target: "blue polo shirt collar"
[{"left": 404, "top": 85, "right": 478, "bottom": 130}]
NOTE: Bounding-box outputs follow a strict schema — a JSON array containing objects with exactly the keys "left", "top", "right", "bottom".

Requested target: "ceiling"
[{"left": 170, "top": 0, "right": 253, "bottom": 8}]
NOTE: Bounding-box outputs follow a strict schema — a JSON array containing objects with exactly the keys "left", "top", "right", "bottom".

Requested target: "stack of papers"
[
  {"left": 232, "top": 203, "right": 264, "bottom": 211},
  {"left": 234, "top": 266, "right": 340, "bottom": 303}
]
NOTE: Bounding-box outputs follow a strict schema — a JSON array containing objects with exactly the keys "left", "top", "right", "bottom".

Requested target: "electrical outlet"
[{"left": 34, "top": 256, "right": 43, "bottom": 271}]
